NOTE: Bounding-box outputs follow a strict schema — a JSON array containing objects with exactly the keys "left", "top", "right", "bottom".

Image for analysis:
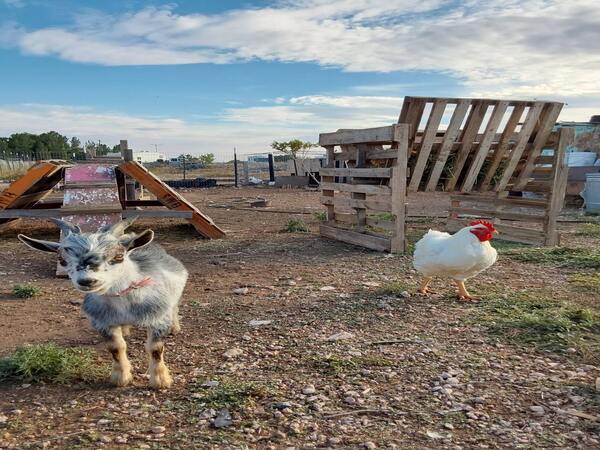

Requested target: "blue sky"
[{"left": 1, "top": 0, "right": 598, "bottom": 159}]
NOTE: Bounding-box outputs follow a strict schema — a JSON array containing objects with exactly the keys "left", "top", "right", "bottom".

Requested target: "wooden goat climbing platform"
[{"left": 0, "top": 160, "right": 225, "bottom": 240}]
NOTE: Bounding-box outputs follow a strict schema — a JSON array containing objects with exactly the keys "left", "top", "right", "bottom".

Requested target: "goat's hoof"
[
  {"left": 121, "top": 325, "right": 132, "bottom": 337},
  {"left": 150, "top": 365, "right": 173, "bottom": 389},
  {"left": 170, "top": 325, "right": 181, "bottom": 335},
  {"left": 111, "top": 370, "right": 133, "bottom": 387}
]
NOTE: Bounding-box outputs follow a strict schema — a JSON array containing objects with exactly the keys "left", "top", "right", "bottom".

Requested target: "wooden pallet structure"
[
  {"left": 318, "top": 96, "right": 575, "bottom": 251},
  {"left": 0, "top": 149, "right": 225, "bottom": 241}
]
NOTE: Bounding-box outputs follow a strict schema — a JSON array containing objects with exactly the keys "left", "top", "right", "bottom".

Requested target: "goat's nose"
[{"left": 78, "top": 278, "right": 98, "bottom": 287}]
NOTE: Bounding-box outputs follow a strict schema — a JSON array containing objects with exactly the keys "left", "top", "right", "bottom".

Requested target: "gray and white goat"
[{"left": 18, "top": 218, "right": 188, "bottom": 389}]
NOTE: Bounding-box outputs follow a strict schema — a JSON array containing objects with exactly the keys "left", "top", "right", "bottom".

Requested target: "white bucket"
[
  {"left": 581, "top": 173, "right": 600, "bottom": 212},
  {"left": 568, "top": 151, "right": 597, "bottom": 167}
]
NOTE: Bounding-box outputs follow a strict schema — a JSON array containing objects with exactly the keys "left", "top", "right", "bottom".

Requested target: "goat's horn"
[
  {"left": 50, "top": 218, "right": 81, "bottom": 235},
  {"left": 104, "top": 217, "right": 138, "bottom": 236}
]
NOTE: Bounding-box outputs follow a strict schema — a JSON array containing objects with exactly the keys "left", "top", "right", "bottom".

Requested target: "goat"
[{"left": 18, "top": 218, "right": 188, "bottom": 389}]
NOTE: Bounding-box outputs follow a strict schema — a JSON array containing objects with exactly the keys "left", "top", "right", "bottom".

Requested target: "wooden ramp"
[{"left": 118, "top": 160, "right": 225, "bottom": 239}]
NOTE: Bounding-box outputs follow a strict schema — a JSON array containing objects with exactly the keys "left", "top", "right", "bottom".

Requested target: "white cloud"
[{"left": 2, "top": 1, "right": 598, "bottom": 98}]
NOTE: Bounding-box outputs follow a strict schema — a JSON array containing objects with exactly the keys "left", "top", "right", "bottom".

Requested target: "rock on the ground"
[
  {"left": 233, "top": 287, "right": 249, "bottom": 295},
  {"left": 529, "top": 405, "right": 545, "bottom": 416},
  {"left": 326, "top": 331, "right": 355, "bottom": 341},
  {"left": 213, "top": 409, "right": 233, "bottom": 428},
  {"left": 224, "top": 347, "right": 244, "bottom": 358}
]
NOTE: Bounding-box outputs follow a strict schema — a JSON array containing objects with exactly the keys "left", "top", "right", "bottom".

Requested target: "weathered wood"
[
  {"left": 461, "top": 101, "right": 509, "bottom": 192},
  {"left": 321, "top": 196, "right": 392, "bottom": 212},
  {"left": 391, "top": 124, "right": 409, "bottom": 252},
  {"left": 450, "top": 206, "right": 546, "bottom": 222},
  {"left": 122, "top": 210, "right": 193, "bottom": 219},
  {"left": 322, "top": 145, "right": 336, "bottom": 223},
  {"left": 320, "top": 168, "right": 392, "bottom": 178},
  {"left": 0, "top": 162, "right": 64, "bottom": 210},
  {"left": 320, "top": 182, "right": 391, "bottom": 195},
  {"left": 320, "top": 224, "right": 391, "bottom": 252},
  {"left": 446, "top": 218, "right": 545, "bottom": 245},
  {"left": 118, "top": 160, "right": 225, "bottom": 239},
  {"left": 544, "top": 127, "right": 573, "bottom": 245},
  {"left": 449, "top": 194, "right": 548, "bottom": 209},
  {"left": 425, "top": 100, "right": 470, "bottom": 191},
  {"left": 319, "top": 125, "right": 399, "bottom": 146},
  {"left": 479, "top": 104, "right": 527, "bottom": 191},
  {"left": 398, "top": 97, "right": 427, "bottom": 143},
  {"left": 446, "top": 100, "right": 488, "bottom": 191},
  {"left": 495, "top": 102, "right": 545, "bottom": 192},
  {"left": 0, "top": 208, "right": 122, "bottom": 218},
  {"left": 408, "top": 100, "right": 447, "bottom": 192},
  {"left": 513, "top": 103, "right": 563, "bottom": 191}
]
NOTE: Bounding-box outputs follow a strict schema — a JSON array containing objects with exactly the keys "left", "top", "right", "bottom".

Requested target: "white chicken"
[{"left": 413, "top": 220, "right": 498, "bottom": 301}]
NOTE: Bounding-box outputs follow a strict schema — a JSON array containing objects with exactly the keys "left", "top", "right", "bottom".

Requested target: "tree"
[
  {"left": 70, "top": 137, "right": 82, "bottom": 151},
  {"left": 271, "top": 139, "right": 316, "bottom": 175},
  {"left": 199, "top": 153, "right": 215, "bottom": 167}
]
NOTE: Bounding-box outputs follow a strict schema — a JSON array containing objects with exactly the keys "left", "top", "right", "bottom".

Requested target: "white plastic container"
[
  {"left": 581, "top": 173, "right": 600, "bottom": 212},
  {"left": 568, "top": 151, "right": 597, "bottom": 167}
]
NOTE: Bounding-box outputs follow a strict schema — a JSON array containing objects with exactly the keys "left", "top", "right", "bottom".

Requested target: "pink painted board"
[{"left": 64, "top": 164, "right": 116, "bottom": 183}]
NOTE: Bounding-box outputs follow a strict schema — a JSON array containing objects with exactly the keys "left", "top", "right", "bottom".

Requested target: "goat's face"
[{"left": 18, "top": 218, "right": 153, "bottom": 294}]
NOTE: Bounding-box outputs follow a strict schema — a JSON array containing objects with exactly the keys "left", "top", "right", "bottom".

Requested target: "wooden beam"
[
  {"left": 320, "top": 182, "right": 391, "bottom": 195},
  {"left": 321, "top": 196, "right": 392, "bottom": 212},
  {"left": 0, "top": 162, "right": 64, "bottom": 210},
  {"left": 122, "top": 210, "right": 193, "bottom": 219},
  {"left": 0, "top": 207, "right": 122, "bottom": 218},
  {"left": 319, "top": 125, "right": 398, "bottom": 146},
  {"left": 320, "top": 224, "right": 391, "bottom": 252},
  {"left": 391, "top": 124, "right": 409, "bottom": 253},
  {"left": 320, "top": 168, "right": 392, "bottom": 178}
]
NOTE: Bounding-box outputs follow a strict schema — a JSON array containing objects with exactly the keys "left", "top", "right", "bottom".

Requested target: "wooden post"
[
  {"left": 268, "top": 153, "right": 275, "bottom": 182},
  {"left": 120, "top": 140, "right": 136, "bottom": 204},
  {"left": 544, "top": 127, "right": 574, "bottom": 246},
  {"left": 234, "top": 148, "right": 238, "bottom": 188},
  {"left": 391, "top": 124, "right": 409, "bottom": 253},
  {"left": 322, "top": 146, "right": 335, "bottom": 224},
  {"left": 353, "top": 144, "right": 368, "bottom": 232}
]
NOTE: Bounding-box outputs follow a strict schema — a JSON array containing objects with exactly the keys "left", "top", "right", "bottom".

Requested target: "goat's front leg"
[
  {"left": 146, "top": 329, "right": 173, "bottom": 389},
  {"left": 171, "top": 305, "right": 181, "bottom": 335},
  {"left": 107, "top": 326, "right": 133, "bottom": 387}
]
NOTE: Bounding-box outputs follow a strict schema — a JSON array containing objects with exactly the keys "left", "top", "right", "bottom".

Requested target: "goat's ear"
[
  {"left": 50, "top": 218, "right": 81, "bottom": 235},
  {"left": 18, "top": 234, "right": 61, "bottom": 253},
  {"left": 103, "top": 217, "right": 138, "bottom": 237},
  {"left": 120, "top": 229, "right": 153, "bottom": 252}
]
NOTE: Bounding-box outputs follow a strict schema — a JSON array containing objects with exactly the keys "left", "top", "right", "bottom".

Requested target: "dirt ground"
[{"left": 0, "top": 187, "right": 598, "bottom": 449}]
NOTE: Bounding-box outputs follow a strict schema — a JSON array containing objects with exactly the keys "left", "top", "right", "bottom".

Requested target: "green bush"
[
  {"left": 12, "top": 284, "right": 41, "bottom": 298},
  {"left": 285, "top": 218, "right": 310, "bottom": 233}
]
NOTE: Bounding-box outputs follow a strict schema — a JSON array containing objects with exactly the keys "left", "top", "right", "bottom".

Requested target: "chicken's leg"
[
  {"left": 454, "top": 280, "right": 480, "bottom": 302},
  {"left": 418, "top": 277, "right": 434, "bottom": 295}
]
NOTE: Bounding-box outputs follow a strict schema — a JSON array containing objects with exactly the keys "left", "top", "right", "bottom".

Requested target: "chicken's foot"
[
  {"left": 454, "top": 280, "right": 480, "bottom": 302},
  {"left": 417, "top": 277, "right": 434, "bottom": 295}
]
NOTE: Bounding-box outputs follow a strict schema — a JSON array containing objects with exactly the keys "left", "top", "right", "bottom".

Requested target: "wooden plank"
[
  {"left": 446, "top": 100, "right": 488, "bottom": 191},
  {"left": 408, "top": 100, "right": 447, "bottom": 192},
  {"left": 320, "top": 168, "right": 392, "bottom": 178},
  {"left": 0, "top": 162, "right": 64, "bottom": 210},
  {"left": 513, "top": 102, "right": 563, "bottom": 191},
  {"left": 122, "top": 210, "right": 193, "bottom": 219},
  {"left": 118, "top": 161, "right": 225, "bottom": 239},
  {"left": 544, "top": 127, "right": 573, "bottom": 246},
  {"left": 322, "top": 145, "right": 336, "bottom": 224},
  {"left": 352, "top": 144, "right": 368, "bottom": 232},
  {"left": 399, "top": 97, "right": 427, "bottom": 143},
  {"left": 391, "top": 124, "right": 409, "bottom": 252},
  {"left": 320, "top": 182, "right": 391, "bottom": 195},
  {"left": 446, "top": 218, "right": 544, "bottom": 245},
  {"left": 320, "top": 224, "right": 391, "bottom": 252},
  {"left": 450, "top": 206, "right": 546, "bottom": 222},
  {"left": 425, "top": 99, "right": 470, "bottom": 191},
  {"left": 321, "top": 196, "right": 392, "bottom": 212},
  {"left": 319, "top": 125, "right": 397, "bottom": 146},
  {"left": 125, "top": 199, "right": 164, "bottom": 206},
  {"left": 480, "top": 104, "right": 527, "bottom": 190},
  {"left": 495, "top": 102, "right": 545, "bottom": 192},
  {"left": 0, "top": 208, "right": 122, "bottom": 218},
  {"left": 461, "top": 101, "right": 509, "bottom": 192},
  {"left": 450, "top": 194, "right": 548, "bottom": 209}
]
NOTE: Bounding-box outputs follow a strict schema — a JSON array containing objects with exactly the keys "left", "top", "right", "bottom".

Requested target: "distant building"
[{"left": 133, "top": 151, "right": 166, "bottom": 163}]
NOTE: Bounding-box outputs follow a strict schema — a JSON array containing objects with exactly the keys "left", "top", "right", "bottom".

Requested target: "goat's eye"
[
  {"left": 109, "top": 255, "right": 124, "bottom": 265},
  {"left": 58, "top": 256, "right": 67, "bottom": 267}
]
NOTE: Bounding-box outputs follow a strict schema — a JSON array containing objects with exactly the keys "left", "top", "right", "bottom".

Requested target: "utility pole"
[{"left": 234, "top": 147, "right": 238, "bottom": 188}]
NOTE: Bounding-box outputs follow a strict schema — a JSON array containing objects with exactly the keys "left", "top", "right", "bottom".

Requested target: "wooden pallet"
[
  {"left": 318, "top": 124, "right": 409, "bottom": 252},
  {"left": 318, "top": 96, "right": 574, "bottom": 251},
  {"left": 447, "top": 127, "right": 573, "bottom": 246},
  {"left": 397, "top": 96, "right": 563, "bottom": 193}
]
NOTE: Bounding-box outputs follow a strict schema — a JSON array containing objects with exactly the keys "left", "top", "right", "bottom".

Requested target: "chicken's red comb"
[{"left": 469, "top": 220, "right": 496, "bottom": 232}]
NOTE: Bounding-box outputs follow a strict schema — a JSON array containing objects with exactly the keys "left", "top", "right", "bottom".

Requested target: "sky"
[{"left": 0, "top": 0, "right": 599, "bottom": 160}]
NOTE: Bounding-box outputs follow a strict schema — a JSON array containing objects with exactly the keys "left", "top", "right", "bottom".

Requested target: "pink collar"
[{"left": 109, "top": 277, "right": 154, "bottom": 297}]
